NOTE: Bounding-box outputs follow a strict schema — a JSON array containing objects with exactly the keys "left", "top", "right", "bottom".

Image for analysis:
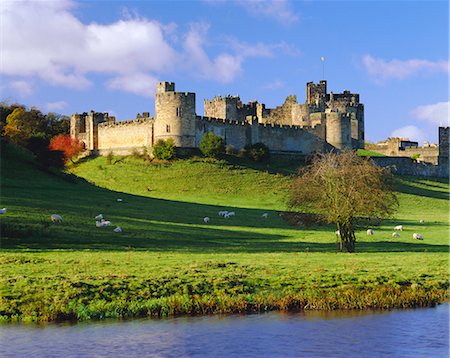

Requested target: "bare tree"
[{"left": 288, "top": 151, "right": 398, "bottom": 253}]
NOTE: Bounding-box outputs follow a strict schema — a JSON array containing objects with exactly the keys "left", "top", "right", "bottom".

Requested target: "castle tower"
[
  {"left": 306, "top": 80, "right": 327, "bottom": 108},
  {"left": 438, "top": 126, "right": 449, "bottom": 177},
  {"left": 325, "top": 111, "right": 352, "bottom": 150},
  {"left": 154, "top": 82, "right": 196, "bottom": 147}
]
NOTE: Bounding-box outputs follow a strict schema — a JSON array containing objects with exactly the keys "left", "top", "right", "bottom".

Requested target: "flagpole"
[{"left": 321, "top": 56, "right": 325, "bottom": 79}]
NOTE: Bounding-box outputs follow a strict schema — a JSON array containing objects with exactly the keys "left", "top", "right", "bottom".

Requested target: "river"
[{"left": 1, "top": 304, "right": 448, "bottom": 357}]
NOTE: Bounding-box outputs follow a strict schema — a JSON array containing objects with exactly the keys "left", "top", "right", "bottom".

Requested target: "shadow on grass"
[
  {"left": 1, "top": 151, "right": 448, "bottom": 254},
  {"left": 394, "top": 176, "right": 449, "bottom": 200}
]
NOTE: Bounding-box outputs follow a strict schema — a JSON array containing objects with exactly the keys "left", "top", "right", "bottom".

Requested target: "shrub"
[
  {"left": 152, "top": 139, "right": 176, "bottom": 160},
  {"left": 49, "top": 134, "right": 84, "bottom": 163},
  {"left": 246, "top": 142, "right": 270, "bottom": 162},
  {"left": 225, "top": 144, "right": 236, "bottom": 155},
  {"left": 237, "top": 148, "right": 248, "bottom": 158},
  {"left": 199, "top": 132, "right": 225, "bottom": 158}
]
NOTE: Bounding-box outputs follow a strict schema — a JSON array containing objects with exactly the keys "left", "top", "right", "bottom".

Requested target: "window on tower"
[{"left": 166, "top": 124, "right": 171, "bottom": 133}]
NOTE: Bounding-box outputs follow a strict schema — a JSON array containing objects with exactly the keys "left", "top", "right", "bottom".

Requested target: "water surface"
[{"left": 1, "top": 304, "right": 448, "bottom": 357}]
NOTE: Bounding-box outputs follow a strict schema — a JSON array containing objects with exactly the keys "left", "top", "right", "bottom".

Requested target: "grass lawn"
[{"left": 1, "top": 144, "right": 448, "bottom": 322}]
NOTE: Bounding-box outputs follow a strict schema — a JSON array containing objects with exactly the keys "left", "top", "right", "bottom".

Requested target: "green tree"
[
  {"left": 199, "top": 132, "right": 225, "bottom": 158},
  {"left": 288, "top": 151, "right": 398, "bottom": 253},
  {"left": 152, "top": 139, "right": 176, "bottom": 160}
]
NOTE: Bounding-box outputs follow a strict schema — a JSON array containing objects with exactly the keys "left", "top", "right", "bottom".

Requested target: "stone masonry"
[{"left": 70, "top": 80, "right": 363, "bottom": 156}]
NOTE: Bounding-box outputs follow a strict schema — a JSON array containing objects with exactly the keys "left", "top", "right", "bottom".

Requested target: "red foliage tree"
[{"left": 49, "top": 134, "right": 84, "bottom": 162}]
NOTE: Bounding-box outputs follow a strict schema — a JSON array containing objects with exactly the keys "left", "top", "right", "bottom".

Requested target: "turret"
[
  {"left": 325, "top": 111, "right": 352, "bottom": 150},
  {"left": 154, "top": 82, "right": 196, "bottom": 147}
]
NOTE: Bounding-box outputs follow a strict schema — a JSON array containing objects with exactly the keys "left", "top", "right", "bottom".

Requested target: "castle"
[{"left": 70, "top": 80, "right": 364, "bottom": 156}]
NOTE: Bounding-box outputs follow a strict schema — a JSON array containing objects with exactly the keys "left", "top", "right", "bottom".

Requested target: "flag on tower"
[{"left": 321, "top": 56, "right": 325, "bottom": 62}]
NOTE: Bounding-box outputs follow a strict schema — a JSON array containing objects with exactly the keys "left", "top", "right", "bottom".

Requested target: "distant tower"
[
  {"left": 438, "top": 126, "right": 449, "bottom": 177},
  {"left": 306, "top": 80, "right": 327, "bottom": 109},
  {"left": 154, "top": 82, "right": 196, "bottom": 147}
]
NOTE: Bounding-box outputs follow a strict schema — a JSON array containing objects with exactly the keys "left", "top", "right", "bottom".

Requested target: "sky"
[{"left": 1, "top": 0, "right": 448, "bottom": 144}]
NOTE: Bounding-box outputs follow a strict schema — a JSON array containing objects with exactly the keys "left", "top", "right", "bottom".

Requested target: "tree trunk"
[{"left": 338, "top": 221, "right": 356, "bottom": 253}]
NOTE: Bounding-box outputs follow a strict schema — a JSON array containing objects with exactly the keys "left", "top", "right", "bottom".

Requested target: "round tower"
[
  {"left": 154, "top": 82, "right": 196, "bottom": 147},
  {"left": 325, "top": 111, "right": 352, "bottom": 150}
]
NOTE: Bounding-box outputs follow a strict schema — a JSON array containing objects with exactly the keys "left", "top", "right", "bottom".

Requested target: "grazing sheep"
[
  {"left": 203, "top": 217, "right": 210, "bottom": 223},
  {"left": 366, "top": 229, "right": 374, "bottom": 236},
  {"left": 413, "top": 233, "right": 424, "bottom": 240},
  {"left": 394, "top": 225, "right": 403, "bottom": 231},
  {"left": 51, "top": 214, "right": 62, "bottom": 223},
  {"left": 96, "top": 220, "right": 112, "bottom": 228},
  {"left": 392, "top": 232, "right": 400, "bottom": 238},
  {"left": 262, "top": 213, "right": 268, "bottom": 219},
  {"left": 228, "top": 212, "right": 235, "bottom": 217},
  {"left": 224, "top": 213, "right": 231, "bottom": 219},
  {"left": 95, "top": 214, "right": 103, "bottom": 220},
  {"left": 117, "top": 198, "right": 123, "bottom": 202},
  {"left": 419, "top": 219, "right": 424, "bottom": 224},
  {"left": 0, "top": 208, "right": 6, "bottom": 214},
  {"left": 218, "top": 211, "right": 228, "bottom": 217},
  {"left": 335, "top": 230, "right": 340, "bottom": 236},
  {"left": 113, "top": 226, "right": 122, "bottom": 233}
]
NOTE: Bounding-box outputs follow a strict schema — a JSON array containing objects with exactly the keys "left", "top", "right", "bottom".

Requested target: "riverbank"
[{"left": 1, "top": 146, "right": 448, "bottom": 322}]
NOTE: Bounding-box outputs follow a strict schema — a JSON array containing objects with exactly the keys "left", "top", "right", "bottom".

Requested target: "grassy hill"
[{"left": 1, "top": 144, "right": 448, "bottom": 322}]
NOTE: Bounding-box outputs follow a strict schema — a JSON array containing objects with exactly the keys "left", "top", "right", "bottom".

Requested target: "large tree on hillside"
[{"left": 288, "top": 151, "right": 398, "bottom": 253}]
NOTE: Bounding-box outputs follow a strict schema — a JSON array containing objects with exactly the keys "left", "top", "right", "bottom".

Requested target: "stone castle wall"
[{"left": 97, "top": 119, "right": 154, "bottom": 155}]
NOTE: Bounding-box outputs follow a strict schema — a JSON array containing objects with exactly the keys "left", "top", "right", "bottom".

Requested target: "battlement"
[
  {"left": 98, "top": 116, "right": 153, "bottom": 128},
  {"left": 156, "top": 81, "right": 175, "bottom": 93}
]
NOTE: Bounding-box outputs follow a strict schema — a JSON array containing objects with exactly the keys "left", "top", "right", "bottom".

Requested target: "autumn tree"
[
  {"left": 288, "top": 151, "right": 398, "bottom": 253},
  {"left": 49, "top": 134, "right": 85, "bottom": 162}
]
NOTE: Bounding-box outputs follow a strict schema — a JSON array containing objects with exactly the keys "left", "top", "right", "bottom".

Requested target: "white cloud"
[
  {"left": 391, "top": 125, "right": 427, "bottom": 143},
  {"left": 362, "top": 55, "right": 449, "bottom": 82},
  {"left": 46, "top": 101, "right": 68, "bottom": 111},
  {"left": 107, "top": 73, "right": 158, "bottom": 97},
  {"left": 183, "top": 23, "right": 243, "bottom": 83},
  {"left": 9, "top": 80, "right": 34, "bottom": 96},
  {"left": 237, "top": 0, "right": 299, "bottom": 25},
  {"left": 1, "top": 1, "right": 298, "bottom": 95},
  {"left": 411, "top": 102, "right": 450, "bottom": 126}
]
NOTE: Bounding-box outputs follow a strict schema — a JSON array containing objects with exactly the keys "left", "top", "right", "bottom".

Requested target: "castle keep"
[{"left": 70, "top": 80, "right": 364, "bottom": 155}]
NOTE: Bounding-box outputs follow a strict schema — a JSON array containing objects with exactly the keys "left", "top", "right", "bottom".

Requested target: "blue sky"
[{"left": 1, "top": 0, "right": 448, "bottom": 143}]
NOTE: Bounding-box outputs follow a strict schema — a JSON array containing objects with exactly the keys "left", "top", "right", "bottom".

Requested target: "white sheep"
[
  {"left": 419, "top": 219, "right": 424, "bottom": 224},
  {"left": 96, "top": 220, "right": 112, "bottom": 228},
  {"left": 392, "top": 232, "right": 400, "bottom": 238},
  {"left": 0, "top": 208, "right": 6, "bottom": 214},
  {"left": 95, "top": 214, "right": 103, "bottom": 220},
  {"left": 262, "top": 213, "right": 268, "bottom": 219},
  {"left": 218, "top": 211, "right": 228, "bottom": 217},
  {"left": 335, "top": 230, "right": 340, "bottom": 236},
  {"left": 224, "top": 213, "right": 231, "bottom": 219},
  {"left": 113, "top": 226, "right": 123, "bottom": 233},
  {"left": 413, "top": 233, "right": 424, "bottom": 240},
  {"left": 51, "top": 214, "right": 62, "bottom": 223},
  {"left": 117, "top": 198, "right": 123, "bottom": 202},
  {"left": 366, "top": 229, "right": 374, "bottom": 236},
  {"left": 228, "top": 212, "right": 235, "bottom": 217},
  {"left": 394, "top": 225, "right": 403, "bottom": 231},
  {"left": 203, "top": 217, "right": 210, "bottom": 223}
]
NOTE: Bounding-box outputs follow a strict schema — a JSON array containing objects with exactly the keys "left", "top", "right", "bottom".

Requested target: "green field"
[{"left": 1, "top": 144, "right": 449, "bottom": 322}]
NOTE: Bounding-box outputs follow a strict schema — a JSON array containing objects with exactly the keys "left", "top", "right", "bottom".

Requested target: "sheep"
[
  {"left": 218, "top": 211, "right": 228, "bottom": 217},
  {"left": 262, "top": 213, "right": 268, "bottom": 219},
  {"left": 419, "top": 219, "right": 425, "bottom": 224},
  {"left": 113, "top": 226, "right": 122, "bottom": 233},
  {"left": 203, "top": 217, "right": 210, "bottom": 223},
  {"left": 366, "top": 229, "right": 374, "bottom": 236},
  {"left": 413, "top": 233, "right": 424, "bottom": 240},
  {"left": 96, "top": 220, "right": 112, "bottom": 228},
  {"left": 51, "top": 214, "right": 62, "bottom": 223},
  {"left": 335, "top": 230, "right": 340, "bottom": 236},
  {"left": 0, "top": 208, "right": 6, "bottom": 214},
  {"left": 228, "top": 212, "right": 235, "bottom": 217},
  {"left": 117, "top": 198, "right": 123, "bottom": 202},
  {"left": 394, "top": 225, "right": 403, "bottom": 231},
  {"left": 392, "top": 232, "right": 400, "bottom": 238},
  {"left": 95, "top": 214, "right": 103, "bottom": 220}
]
